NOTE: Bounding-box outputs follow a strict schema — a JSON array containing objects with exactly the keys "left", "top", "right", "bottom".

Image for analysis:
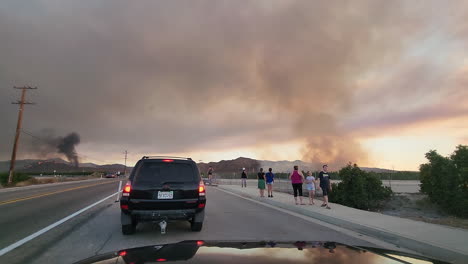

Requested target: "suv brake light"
[
  {"left": 162, "top": 159, "right": 173, "bottom": 162},
  {"left": 122, "top": 181, "right": 131, "bottom": 196},
  {"left": 199, "top": 181, "right": 205, "bottom": 196}
]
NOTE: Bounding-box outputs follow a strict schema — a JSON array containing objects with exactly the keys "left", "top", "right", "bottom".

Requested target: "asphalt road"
[
  {"left": 0, "top": 179, "right": 121, "bottom": 254},
  {"left": 1, "top": 181, "right": 406, "bottom": 264}
]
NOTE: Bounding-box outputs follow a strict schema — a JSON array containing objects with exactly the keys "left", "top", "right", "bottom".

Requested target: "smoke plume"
[
  {"left": 1, "top": 1, "right": 467, "bottom": 168},
  {"left": 56, "top": 133, "right": 80, "bottom": 167},
  {"left": 27, "top": 131, "right": 81, "bottom": 167}
]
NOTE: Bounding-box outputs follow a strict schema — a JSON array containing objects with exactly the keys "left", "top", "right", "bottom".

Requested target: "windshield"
[
  {"left": 0, "top": 1, "right": 467, "bottom": 264},
  {"left": 134, "top": 162, "right": 197, "bottom": 185}
]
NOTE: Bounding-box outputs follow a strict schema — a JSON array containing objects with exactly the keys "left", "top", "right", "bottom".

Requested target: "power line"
[
  {"left": 8, "top": 86, "right": 37, "bottom": 184},
  {"left": 21, "top": 129, "right": 44, "bottom": 142}
]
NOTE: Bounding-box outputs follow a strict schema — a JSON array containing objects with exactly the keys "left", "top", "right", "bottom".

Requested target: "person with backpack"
[{"left": 265, "top": 168, "right": 275, "bottom": 197}]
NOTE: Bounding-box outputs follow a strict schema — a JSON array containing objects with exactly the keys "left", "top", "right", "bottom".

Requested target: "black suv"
[{"left": 120, "top": 156, "right": 206, "bottom": 235}]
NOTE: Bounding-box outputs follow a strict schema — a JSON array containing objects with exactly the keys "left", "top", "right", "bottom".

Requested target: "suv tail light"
[
  {"left": 199, "top": 181, "right": 205, "bottom": 196},
  {"left": 122, "top": 181, "right": 131, "bottom": 197}
]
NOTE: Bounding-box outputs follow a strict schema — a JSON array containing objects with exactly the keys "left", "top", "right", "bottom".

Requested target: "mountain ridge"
[{"left": 1, "top": 157, "right": 412, "bottom": 174}]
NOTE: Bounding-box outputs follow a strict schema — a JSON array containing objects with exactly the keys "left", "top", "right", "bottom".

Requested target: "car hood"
[{"left": 74, "top": 240, "right": 446, "bottom": 264}]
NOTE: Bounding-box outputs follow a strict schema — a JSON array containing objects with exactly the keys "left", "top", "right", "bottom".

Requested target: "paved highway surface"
[{"left": 1, "top": 180, "right": 406, "bottom": 264}]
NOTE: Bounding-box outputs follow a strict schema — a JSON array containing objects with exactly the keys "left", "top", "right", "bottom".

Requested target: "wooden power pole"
[
  {"left": 8, "top": 86, "right": 37, "bottom": 184},
  {"left": 123, "top": 150, "right": 128, "bottom": 176}
]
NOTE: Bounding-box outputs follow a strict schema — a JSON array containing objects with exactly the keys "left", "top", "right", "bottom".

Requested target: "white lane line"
[
  {"left": 0, "top": 191, "right": 119, "bottom": 257},
  {"left": 115, "top": 181, "right": 123, "bottom": 202},
  {"left": 215, "top": 187, "right": 414, "bottom": 253}
]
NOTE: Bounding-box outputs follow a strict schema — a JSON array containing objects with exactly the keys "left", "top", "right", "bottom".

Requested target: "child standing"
[{"left": 305, "top": 171, "right": 316, "bottom": 205}]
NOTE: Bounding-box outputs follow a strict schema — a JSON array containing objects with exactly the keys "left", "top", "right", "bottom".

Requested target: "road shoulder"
[{"left": 217, "top": 185, "right": 468, "bottom": 264}]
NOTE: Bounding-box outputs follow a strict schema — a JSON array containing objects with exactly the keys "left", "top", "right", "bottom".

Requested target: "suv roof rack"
[{"left": 141, "top": 156, "right": 193, "bottom": 161}]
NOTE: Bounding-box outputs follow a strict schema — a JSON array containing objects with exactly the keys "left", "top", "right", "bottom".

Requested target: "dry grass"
[
  {"left": 12, "top": 175, "right": 101, "bottom": 187},
  {"left": 381, "top": 193, "right": 468, "bottom": 229}
]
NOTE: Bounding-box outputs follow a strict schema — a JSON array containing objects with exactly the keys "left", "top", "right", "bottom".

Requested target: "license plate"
[{"left": 157, "top": 191, "right": 173, "bottom": 199}]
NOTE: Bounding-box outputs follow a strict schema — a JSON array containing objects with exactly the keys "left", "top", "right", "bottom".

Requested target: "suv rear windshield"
[{"left": 134, "top": 162, "right": 197, "bottom": 185}]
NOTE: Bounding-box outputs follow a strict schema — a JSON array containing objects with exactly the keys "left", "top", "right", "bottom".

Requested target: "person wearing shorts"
[
  {"left": 289, "top": 165, "right": 305, "bottom": 205},
  {"left": 319, "top": 165, "right": 332, "bottom": 209},
  {"left": 265, "top": 168, "right": 275, "bottom": 198},
  {"left": 257, "top": 168, "right": 266, "bottom": 197},
  {"left": 241, "top": 168, "right": 247, "bottom": 188},
  {"left": 207, "top": 166, "right": 214, "bottom": 185},
  {"left": 305, "top": 171, "right": 316, "bottom": 205}
]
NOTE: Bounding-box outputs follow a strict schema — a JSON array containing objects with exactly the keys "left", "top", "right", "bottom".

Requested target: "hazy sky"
[{"left": 1, "top": 0, "right": 467, "bottom": 170}]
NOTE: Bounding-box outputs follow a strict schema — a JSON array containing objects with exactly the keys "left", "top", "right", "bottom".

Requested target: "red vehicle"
[{"left": 105, "top": 173, "right": 117, "bottom": 178}]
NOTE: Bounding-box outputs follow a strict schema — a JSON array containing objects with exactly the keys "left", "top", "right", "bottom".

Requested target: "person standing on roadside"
[
  {"left": 319, "top": 165, "right": 332, "bottom": 209},
  {"left": 257, "top": 168, "right": 266, "bottom": 197},
  {"left": 305, "top": 171, "right": 316, "bottom": 205},
  {"left": 241, "top": 168, "right": 247, "bottom": 188},
  {"left": 265, "top": 168, "right": 275, "bottom": 197},
  {"left": 289, "top": 165, "right": 305, "bottom": 205},
  {"left": 207, "top": 166, "right": 214, "bottom": 185}
]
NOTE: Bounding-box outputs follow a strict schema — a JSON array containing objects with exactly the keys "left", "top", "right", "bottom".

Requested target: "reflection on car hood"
[{"left": 74, "top": 240, "right": 446, "bottom": 264}]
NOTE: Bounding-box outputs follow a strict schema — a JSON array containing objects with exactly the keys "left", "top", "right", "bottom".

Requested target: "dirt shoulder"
[
  {"left": 379, "top": 193, "right": 468, "bottom": 230},
  {"left": 1, "top": 174, "right": 103, "bottom": 188}
]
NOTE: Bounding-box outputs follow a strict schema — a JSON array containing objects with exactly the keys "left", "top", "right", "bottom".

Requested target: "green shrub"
[
  {"left": 420, "top": 145, "right": 468, "bottom": 217},
  {"left": 0, "top": 172, "right": 31, "bottom": 186},
  {"left": 329, "top": 163, "right": 392, "bottom": 210}
]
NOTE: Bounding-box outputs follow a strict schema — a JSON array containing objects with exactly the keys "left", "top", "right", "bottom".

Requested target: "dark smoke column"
[{"left": 57, "top": 133, "right": 80, "bottom": 167}]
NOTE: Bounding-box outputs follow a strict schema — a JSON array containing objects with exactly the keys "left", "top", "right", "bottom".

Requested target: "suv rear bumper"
[{"left": 124, "top": 209, "right": 203, "bottom": 221}]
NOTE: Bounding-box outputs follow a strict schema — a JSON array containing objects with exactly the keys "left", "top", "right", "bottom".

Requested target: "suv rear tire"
[
  {"left": 191, "top": 221, "right": 203, "bottom": 232},
  {"left": 122, "top": 224, "right": 136, "bottom": 235}
]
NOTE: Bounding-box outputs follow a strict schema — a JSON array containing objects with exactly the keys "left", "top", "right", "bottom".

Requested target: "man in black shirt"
[
  {"left": 241, "top": 168, "right": 247, "bottom": 187},
  {"left": 319, "top": 164, "right": 332, "bottom": 209}
]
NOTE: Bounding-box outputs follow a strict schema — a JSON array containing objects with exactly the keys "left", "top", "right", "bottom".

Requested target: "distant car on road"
[
  {"left": 119, "top": 156, "right": 206, "bottom": 235},
  {"left": 202, "top": 177, "right": 210, "bottom": 185},
  {"left": 105, "top": 173, "right": 117, "bottom": 178}
]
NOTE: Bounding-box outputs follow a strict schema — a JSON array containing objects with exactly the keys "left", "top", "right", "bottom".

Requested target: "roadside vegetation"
[
  {"left": 0, "top": 172, "right": 32, "bottom": 186},
  {"left": 419, "top": 145, "right": 468, "bottom": 218},
  {"left": 0, "top": 171, "right": 104, "bottom": 188},
  {"left": 329, "top": 163, "right": 393, "bottom": 210}
]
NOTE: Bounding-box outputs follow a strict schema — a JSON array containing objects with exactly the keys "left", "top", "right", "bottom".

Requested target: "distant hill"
[
  {"left": 197, "top": 157, "right": 260, "bottom": 174},
  {"left": 0, "top": 158, "right": 130, "bottom": 173},
  {"left": 196, "top": 157, "right": 398, "bottom": 174},
  {"left": 1, "top": 157, "right": 403, "bottom": 175}
]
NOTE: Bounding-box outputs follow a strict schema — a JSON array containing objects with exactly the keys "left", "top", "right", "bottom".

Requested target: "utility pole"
[
  {"left": 123, "top": 150, "right": 128, "bottom": 176},
  {"left": 390, "top": 165, "right": 394, "bottom": 189},
  {"left": 8, "top": 86, "right": 37, "bottom": 184}
]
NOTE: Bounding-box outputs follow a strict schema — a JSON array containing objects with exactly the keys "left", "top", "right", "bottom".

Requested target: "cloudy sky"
[{"left": 1, "top": 0, "right": 467, "bottom": 170}]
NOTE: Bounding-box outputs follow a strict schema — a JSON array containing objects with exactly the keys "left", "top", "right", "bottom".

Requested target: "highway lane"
[
  {"left": 0, "top": 179, "right": 121, "bottom": 251},
  {"left": 2, "top": 187, "right": 407, "bottom": 264},
  {"left": 0, "top": 178, "right": 119, "bottom": 202}
]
